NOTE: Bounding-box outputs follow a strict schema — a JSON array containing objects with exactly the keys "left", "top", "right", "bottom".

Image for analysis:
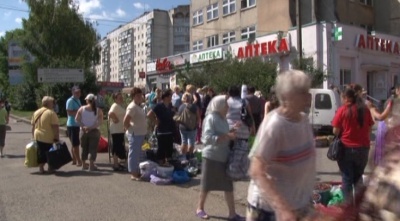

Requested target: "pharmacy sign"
[{"left": 190, "top": 48, "right": 223, "bottom": 64}]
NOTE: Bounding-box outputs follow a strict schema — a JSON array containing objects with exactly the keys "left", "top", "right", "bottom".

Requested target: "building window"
[
  {"left": 359, "top": 0, "right": 373, "bottom": 6},
  {"left": 222, "top": 31, "right": 235, "bottom": 44},
  {"left": 223, "top": 0, "right": 236, "bottom": 15},
  {"left": 340, "top": 69, "right": 352, "bottom": 89},
  {"left": 241, "top": 0, "right": 256, "bottom": 9},
  {"left": 207, "top": 35, "right": 219, "bottom": 48},
  {"left": 207, "top": 3, "right": 219, "bottom": 21},
  {"left": 241, "top": 26, "right": 256, "bottom": 40},
  {"left": 193, "top": 9, "right": 204, "bottom": 26},
  {"left": 193, "top": 40, "right": 203, "bottom": 51}
]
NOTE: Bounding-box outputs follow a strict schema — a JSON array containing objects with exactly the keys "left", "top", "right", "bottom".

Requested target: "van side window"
[{"left": 315, "top": 93, "right": 332, "bottom": 109}]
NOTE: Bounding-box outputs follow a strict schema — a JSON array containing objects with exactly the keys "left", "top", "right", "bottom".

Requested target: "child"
[{"left": 0, "top": 100, "right": 9, "bottom": 157}]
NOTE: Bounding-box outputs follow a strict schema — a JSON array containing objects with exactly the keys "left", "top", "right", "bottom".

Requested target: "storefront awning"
[{"left": 360, "top": 64, "right": 389, "bottom": 71}]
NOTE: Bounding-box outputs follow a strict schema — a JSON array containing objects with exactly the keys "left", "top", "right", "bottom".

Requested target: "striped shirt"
[{"left": 247, "top": 111, "right": 316, "bottom": 212}]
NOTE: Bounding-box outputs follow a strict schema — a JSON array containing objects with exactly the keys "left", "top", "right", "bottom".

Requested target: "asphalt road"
[{"left": 0, "top": 118, "right": 347, "bottom": 221}]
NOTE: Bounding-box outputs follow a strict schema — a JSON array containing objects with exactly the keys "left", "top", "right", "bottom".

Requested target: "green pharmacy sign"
[
  {"left": 190, "top": 48, "right": 223, "bottom": 64},
  {"left": 332, "top": 26, "right": 343, "bottom": 42}
]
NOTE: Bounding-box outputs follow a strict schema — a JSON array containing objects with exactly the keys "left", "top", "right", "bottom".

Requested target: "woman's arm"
[
  {"left": 332, "top": 127, "right": 341, "bottom": 136},
  {"left": 202, "top": 116, "right": 235, "bottom": 145},
  {"left": 75, "top": 107, "right": 84, "bottom": 127},
  {"left": 94, "top": 109, "right": 103, "bottom": 129},
  {"left": 123, "top": 114, "right": 132, "bottom": 131},
  {"left": 51, "top": 124, "right": 60, "bottom": 142},
  {"left": 370, "top": 102, "right": 392, "bottom": 121},
  {"left": 249, "top": 156, "right": 296, "bottom": 220},
  {"left": 108, "top": 112, "right": 119, "bottom": 123},
  {"left": 147, "top": 109, "right": 158, "bottom": 126}
]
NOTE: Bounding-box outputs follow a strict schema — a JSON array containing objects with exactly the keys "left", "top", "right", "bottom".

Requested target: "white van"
[{"left": 307, "top": 89, "right": 341, "bottom": 134}]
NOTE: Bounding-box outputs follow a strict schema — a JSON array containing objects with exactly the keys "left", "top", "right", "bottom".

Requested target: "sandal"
[
  {"left": 228, "top": 214, "right": 245, "bottom": 221},
  {"left": 130, "top": 176, "right": 141, "bottom": 181},
  {"left": 82, "top": 164, "right": 89, "bottom": 170},
  {"left": 196, "top": 210, "right": 209, "bottom": 219}
]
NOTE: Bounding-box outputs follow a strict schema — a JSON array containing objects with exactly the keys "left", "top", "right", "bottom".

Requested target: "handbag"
[
  {"left": 327, "top": 135, "right": 343, "bottom": 161},
  {"left": 241, "top": 99, "right": 253, "bottom": 127},
  {"left": 24, "top": 141, "right": 38, "bottom": 168},
  {"left": 226, "top": 139, "right": 250, "bottom": 181},
  {"left": 46, "top": 141, "right": 72, "bottom": 170}
]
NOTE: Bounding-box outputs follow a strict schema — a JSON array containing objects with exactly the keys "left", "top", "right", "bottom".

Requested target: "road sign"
[{"left": 37, "top": 68, "right": 84, "bottom": 83}]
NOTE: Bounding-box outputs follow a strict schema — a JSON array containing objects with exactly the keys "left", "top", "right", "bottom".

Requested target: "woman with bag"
[
  {"left": 196, "top": 95, "right": 244, "bottom": 221},
  {"left": 247, "top": 70, "right": 315, "bottom": 221},
  {"left": 177, "top": 92, "right": 200, "bottom": 160},
  {"left": 31, "top": 96, "right": 60, "bottom": 174},
  {"left": 331, "top": 88, "right": 374, "bottom": 200},
  {"left": 108, "top": 92, "right": 127, "bottom": 171},
  {"left": 123, "top": 88, "right": 147, "bottom": 181},
  {"left": 75, "top": 94, "right": 103, "bottom": 171},
  {"left": 147, "top": 89, "right": 175, "bottom": 166}
]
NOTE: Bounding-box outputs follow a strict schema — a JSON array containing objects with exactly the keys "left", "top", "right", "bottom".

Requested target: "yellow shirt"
[
  {"left": 125, "top": 102, "right": 147, "bottom": 136},
  {"left": 31, "top": 107, "right": 59, "bottom": 144},
  {"left": 108, "top": 103, "right": 125, "bottom": 134}
]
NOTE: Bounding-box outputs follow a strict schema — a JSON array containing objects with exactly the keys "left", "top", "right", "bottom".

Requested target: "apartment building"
[
  {"left": 190, "top": 0, "right": 400, "bottom": 51},
  {"left": 94, "top": 6, "right": 190, "bottom": 88}
]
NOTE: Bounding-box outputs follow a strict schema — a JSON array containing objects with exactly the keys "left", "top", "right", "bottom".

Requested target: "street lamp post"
[{"left": 296, "top": 0, "right": 303, "bottom": 67}]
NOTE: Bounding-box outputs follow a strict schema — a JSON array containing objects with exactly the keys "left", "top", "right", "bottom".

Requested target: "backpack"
[{"left": 175, "top": 104, "right": 197, "bottom": 130}]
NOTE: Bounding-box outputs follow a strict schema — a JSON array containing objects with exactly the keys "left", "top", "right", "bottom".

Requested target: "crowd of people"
[{"left": 23, "top": 69, "right": 400, "bottom": 221}]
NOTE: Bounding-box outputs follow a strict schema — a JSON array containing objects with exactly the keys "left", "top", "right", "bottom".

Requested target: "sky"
[{"left": 0, "top": 0, "right": 190, "bottom": 38}]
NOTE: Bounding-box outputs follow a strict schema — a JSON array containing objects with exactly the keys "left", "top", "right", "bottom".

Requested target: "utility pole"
[{"left": 296, "top": 0, "right": 303, "bottom": 67}]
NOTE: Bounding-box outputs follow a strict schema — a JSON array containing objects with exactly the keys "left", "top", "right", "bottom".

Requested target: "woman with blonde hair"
[
  {"left": 177, "top": 92, "right": 200, "bottom": 159},
  {"left": 108, "top": 92, "right": 126, "bottom": 171},
  {"left": 196, "top": 95, "right": 244, "bottom": 221},
  {"left": 31, "top": 96, "right": 60, "bottom": 173},
  {"left": 247, "top": 70, "right": 315, "bottom": 221},
  {"left": 75, "top": 94, "right": 103, "bottom": 171}
]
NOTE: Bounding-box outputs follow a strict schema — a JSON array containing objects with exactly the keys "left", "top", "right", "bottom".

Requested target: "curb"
[{"left": 10, "top": 114, "right": 68, "bottom": 137}]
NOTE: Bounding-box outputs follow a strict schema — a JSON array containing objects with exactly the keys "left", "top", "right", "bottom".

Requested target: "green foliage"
[
  {"left": 178, "top": 57, "right": 277, "bottom": 96},
  {"left": 3, "top": 0, "right": 102, "bottom": 113},
  {"left": 292, "top": 57, "right": 328, "bottom": 88}
]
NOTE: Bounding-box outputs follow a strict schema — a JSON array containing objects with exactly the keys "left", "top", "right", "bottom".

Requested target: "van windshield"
[{"left": 315, "top": 93, "right": 332, "bottom": 109}]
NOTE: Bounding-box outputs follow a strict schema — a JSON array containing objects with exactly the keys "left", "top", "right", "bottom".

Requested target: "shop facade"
[{"left": 144, "top": 22, "right": 400, "bottom": 101}]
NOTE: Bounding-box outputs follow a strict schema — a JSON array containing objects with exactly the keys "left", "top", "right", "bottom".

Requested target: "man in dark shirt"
[{"left": 246, "top": 86, "right": 262, "bottom": 131}]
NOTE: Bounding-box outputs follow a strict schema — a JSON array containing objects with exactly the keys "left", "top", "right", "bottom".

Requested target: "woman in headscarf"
[{"left": 196, "top": 95, "right": 244, "bottom": 221}]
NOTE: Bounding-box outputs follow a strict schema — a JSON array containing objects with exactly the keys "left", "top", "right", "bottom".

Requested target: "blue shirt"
[{"left": 66, "top": 96, "right": 81, "bottom": 127}]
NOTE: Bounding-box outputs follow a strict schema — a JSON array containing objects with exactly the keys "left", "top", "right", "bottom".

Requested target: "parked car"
[{"left": 306, "top": 88, "right": 341, "bottom": 135}]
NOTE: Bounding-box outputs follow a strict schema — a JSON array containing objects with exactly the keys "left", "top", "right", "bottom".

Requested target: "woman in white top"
[
  {"left": 76, "top": 94, "right": 103, "bottom": 171},
  {"left": 123, "top": 88, "right": 147, "bottom": 180},
  {"left": 247, "top": 70, "right": 315, "bottom": 221},
  {"left": 108, "top": 92, "right": 126, "bottom": 171}
]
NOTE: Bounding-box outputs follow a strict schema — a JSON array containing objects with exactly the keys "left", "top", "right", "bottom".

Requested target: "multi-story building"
[
  {"left": 190, "top": 0, "right": 400, "bottom": 51},
  {"left": 95, "top": 38, "right": 110, "bottom": 82},
  {"left": 94, "top": 6, "right": 190, "bottom": 88}
]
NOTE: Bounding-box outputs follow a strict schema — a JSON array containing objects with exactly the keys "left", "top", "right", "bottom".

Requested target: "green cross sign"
[{"left": 332, "top": 26, "right": 343, "bottom": 42}]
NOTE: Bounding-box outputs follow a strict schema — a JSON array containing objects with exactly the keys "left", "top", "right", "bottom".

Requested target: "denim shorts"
[{"left": 179, "top": 129, "right": 196, "bottom": 146}]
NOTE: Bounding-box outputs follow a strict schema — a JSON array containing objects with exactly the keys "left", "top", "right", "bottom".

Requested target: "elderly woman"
[
  {"left": 247, "top": 70, "right": 315, "bottom": 221},
  {"left": 108, "top": 92, "right": 126, "bottom": 171},
  {"left": 196, "top": 95, "right": 244, "bottom": 221},
  {"left": 177, "top": 92, "right": 201, "bottom": 160},
  {"left": 123, "top": 88, "right": 147, "bottom": 180},
  {"left": 172, "top": 86, "right": 183, "bottom": 112},
  {"left": 75, "top": 94, "right": 103, "bottom": 171},
  {"left": 31, "top": 96, "right": 60, "bottom": 174},
  {"left": 147, "top": 89, "right": 175, "bottom": 165}
]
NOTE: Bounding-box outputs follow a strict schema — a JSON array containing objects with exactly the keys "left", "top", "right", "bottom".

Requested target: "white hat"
[{"left": 85, "top": 93, "right": 96, "bottom": 101}]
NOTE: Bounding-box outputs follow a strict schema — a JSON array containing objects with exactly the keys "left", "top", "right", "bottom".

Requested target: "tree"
[
  {"left": 12, "top": 0, "right": 101, "bottom": 114},
  {"left": 292, "top": 57, "right": 328, "bottom": 88},
  {"left": 178, "top": 57, "right": 277, "bottom": 96}
]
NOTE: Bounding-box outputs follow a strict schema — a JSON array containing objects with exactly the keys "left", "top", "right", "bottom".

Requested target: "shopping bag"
[
  {"left": 46, "top": 142, "right": 72, "bottom": 170},
  {"left": 25, "top": 141, "right": 38, "bottom": 168},
  {"left": 98, "top": 136, "right": 108, "bottom": 153}
]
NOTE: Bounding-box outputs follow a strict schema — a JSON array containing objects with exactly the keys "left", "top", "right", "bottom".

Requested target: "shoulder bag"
[{"left": 327, "top": 134, "right": 343, "bottom": 161}]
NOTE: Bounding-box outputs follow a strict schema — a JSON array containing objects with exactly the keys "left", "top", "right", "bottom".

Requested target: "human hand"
[
  {"left": 227, "top": 131, "right": 236, "bottom": 140},
  {"left": 275, "top": 208, "right": 297, "bottom": 221},
  {"left": 365, "top": 100, "right": 374, "bottom": 109}
]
